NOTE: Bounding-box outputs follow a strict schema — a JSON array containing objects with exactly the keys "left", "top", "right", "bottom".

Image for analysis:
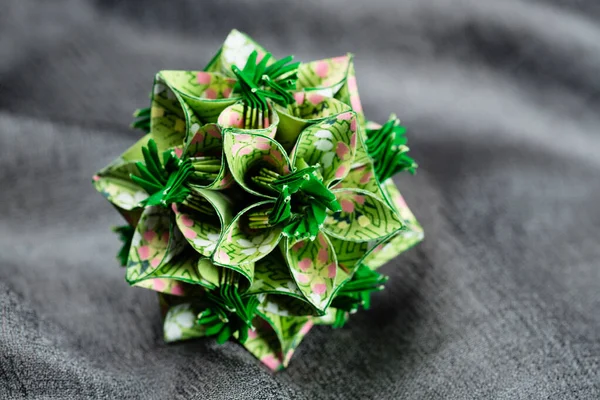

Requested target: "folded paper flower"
[{"left": 93, "top": 29, "right": 423, "bottom": 370}]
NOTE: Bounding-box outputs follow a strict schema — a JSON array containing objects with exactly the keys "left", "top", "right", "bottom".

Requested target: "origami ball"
[{"left": 93, "top": 29, "right": 423, "bottom": 370}]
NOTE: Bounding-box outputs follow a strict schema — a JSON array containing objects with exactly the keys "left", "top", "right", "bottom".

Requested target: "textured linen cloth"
[{"left": 1, "top": 0, "right": 599, "bottom": 398}]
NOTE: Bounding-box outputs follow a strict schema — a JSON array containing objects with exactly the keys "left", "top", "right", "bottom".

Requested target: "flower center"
[
  {"left": 131, "top": 139, "right": 223, "bottom": 207},
  {"left": 248, "top": 163, "right": 341, "bottom": 240},
  {"left": 231, "top": 51, "right": 300, "bottom": 115},
  {"left": 196, "top": 270, "right": 259, "bottom": 344},
  {"left": 365, "top": 115, "right": 417, "bottom": 182},
  {"left": 131, "top": 140, "right": 192, "bottom": 207}
]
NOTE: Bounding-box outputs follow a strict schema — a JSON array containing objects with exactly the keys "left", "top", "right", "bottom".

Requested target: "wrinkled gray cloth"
[{"left": 1, "top": 0, "right": 599, "bottom": 398}]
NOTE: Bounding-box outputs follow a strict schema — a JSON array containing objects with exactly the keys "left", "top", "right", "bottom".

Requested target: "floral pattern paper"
[{"left": 93, "top": 29, "right": 423, "bottom": 370}]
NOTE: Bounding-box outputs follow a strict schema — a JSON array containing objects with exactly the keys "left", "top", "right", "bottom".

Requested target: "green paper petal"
[
  {"left": 159, "top": 70, "right": 238, "bottom": 124},
  {"left": 314, "top": 245, "right": 385, "bottom": 326},
  {"left": 296, "top": 54, "right": 364, "bottom": 124},
  {"left": 135, "top": 278, "right": 196, "bottom": 296},
  {"left": 218, "top": 101, "right": 279, "bottom": 138},
  {"left": 324, "top": 188, "right": 403, "bottom": 242},
  {"left": 183, "top": 123, "right": 232, "bottom": 190},
  {"left": 261, "top": 311, "right": 313, "bottom": 368},
  {"left": 149, "top": 76, "right": 189, "bottom": 150},
  {"left": 121, "top": 133, "right": 152, "bottom": 162},
  {"left": 284, "top": 232, "right": 338, "bottom": 312},
  {"left": 383, "top": 179, "right": 423, "bottom": 230},
  {"left": 94, "top": 161, "right": 147, "bottom": 211},
  {"left": 93, "top": 135, "right": 152, "bottom": 213},
  {"left": 315, "top": 234, "right": 384, "bottom": 320},
  {"left": 352, "top": 123, "right": 372, "bottom": 168},
  {"left": 242, "top": 311, "right": 313, "bottom": 370},
  {"left": 246, "top": 253, "right": 319, "bottom": 316},
  {"left": 196, "top": 258, "right": 221, "bottom": 289},
  {"left": 247, "top": 253, "right": 300, "bottom": 296},
  {"left": 334, "top": 59, "right": 364, "bottom": 124},
  {"left": 125, "top": 206, "right": 187, "bottom": 285},
  {"left": 152, "top": 70, "right": 232, "bottom": 151},
  {"left": 184, "top": 123, "right": 222, "bottom": 157},
  {"left": 223, "top": 130, "right": 292, "bottom": 197},
  {"left": 297, "top": 55, "right": 352, "bottom": 97},
  {"left": 328, "top": 237, "right": 372, "bottom": 274},
  {"left": 144, "top": 250, "right": 202, "bottom": 285},
  {"left": 163, "top": 302, "right": 207, "bottom": 343},
  {"left": 205, "top": 29, "right": 272, "bottom": 77},
  {"left": 291, "top": 111, "right": 358, "bottom": 187},
  {"left": 273, "top": 93, "right": 351, "bottom": 151},
  {"left": 212, "top": 201, "right": 283, "bottom": 283},
  {"left": 172, "top": 187, "right": 233, "bottom": 258},
  {"left": 133, "top": 249, "right": 208, "bottom": 296},
  {"left": 331, "top": 162, "right": 380, "bottom": 195},
  {"left": 258, "top": 294, "right": 319, "bottom": 317},
  {"left": 362, "top": 180, "right": 424, "bottom": 269},
  {"left": 160, "top": 70, "right": 236, "bottom": 101},
  {"left": 239, "top": 315, "right": 282, "bottom": 370}
]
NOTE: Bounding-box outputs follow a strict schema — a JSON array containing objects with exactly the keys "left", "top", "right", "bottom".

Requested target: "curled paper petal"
[
  {"left": 126, "top": 206, "right": 187, "bottom": 285},
  {"left": 247, "top": 253, "right": 307, "bottom": 302},
  {"left": 291, "top": 111, "right": 358, "bottom": 187},
  {"left": 183, "top": 123, "right": 232, "bottom": 190},
  {"left": 324, "top": 188, "right": 403, "bottom": 242},
  {"left": 350, "top": 124, "right": 372, "bottom": 168},
  {"left": 150, "top": 76, "right": 192, "bottom": 150},
  {"left": 94, "top": 161, "right": 147, "bottom": 212},
  {"left": 297, "top": 55, "right": 364, "bottom": 123},
  {"left": 133, "top": 250, "right": 207, "bottom": 296},
  {"left": 383, "top": 179, "right": 422, "bottom": 227},
  {"left": 242, "top": 311, "right": 313, "bottom": 370},
  {"left": 93, "top": 135, "right": 151, "bottom": 216},
  {"left": 327, "top": 233, "right": 397, "bottom": 313},
  {"left": 135, "top": 278, "right": 195, "bottom": 296},
  {"left": 120, "top": 133, "right": 152, "bottom": 162},
  {"left": 273, "top": 94, "right": 351, "bottom": 151},
  {"left": 218, "top": 101, "right": 279, "bottom": 138},
  {"left": 196, "top": 258, "right": 221, "bottom": 289},
  {"left": 264, "top": 311, "right": 313, "bottom": 368},
  {"left": 159, "top": 70, "right": 238, "bottom": 124},
  {"left": 334, "top": 60, "right": 364, "bottom": 122},
  {"left": 258, "top": 293, "right": 320, "bottom": 317},
  {"left": 212, "top": 201, "right": 283, "bottom": 283},
  {"left": 327, "top": 237, "right": 372, "bottom": 275},
  {"left": 184, "top": 123, "right": 223, "bottom": 155},
  {"left": 284, "top": 232, "right": 338, "bottom": 312},
  {"left": 163, "top": 303, "right": 207, "bottom": 342},
  {"left": 144, "top": 251, "right": 202, "bottom": 285},
  {"left": 249, "top": 255, "right": 321, "bottom": 317},
  {"left": 331, "top": 162, "right": 381, "bottom": 196},
  {"left": 172, "top": 187, "right": 233, "bottom": 258},
  {"left": 205, "top": 29, "right": 272, "bottom": 77},
  {"left": 362, "top": 180, "right": 424, "bottom": 270},
  {"left": 297, "top": 55, "right": 352, "bottom": 98},
  {"left": 223, "top": 130, "right": 291, "bottom": 197}
]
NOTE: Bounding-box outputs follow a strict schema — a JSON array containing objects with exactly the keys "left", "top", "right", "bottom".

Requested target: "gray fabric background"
[{"left": 1, "top": 0, "right": 599, "bottom": 398}]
